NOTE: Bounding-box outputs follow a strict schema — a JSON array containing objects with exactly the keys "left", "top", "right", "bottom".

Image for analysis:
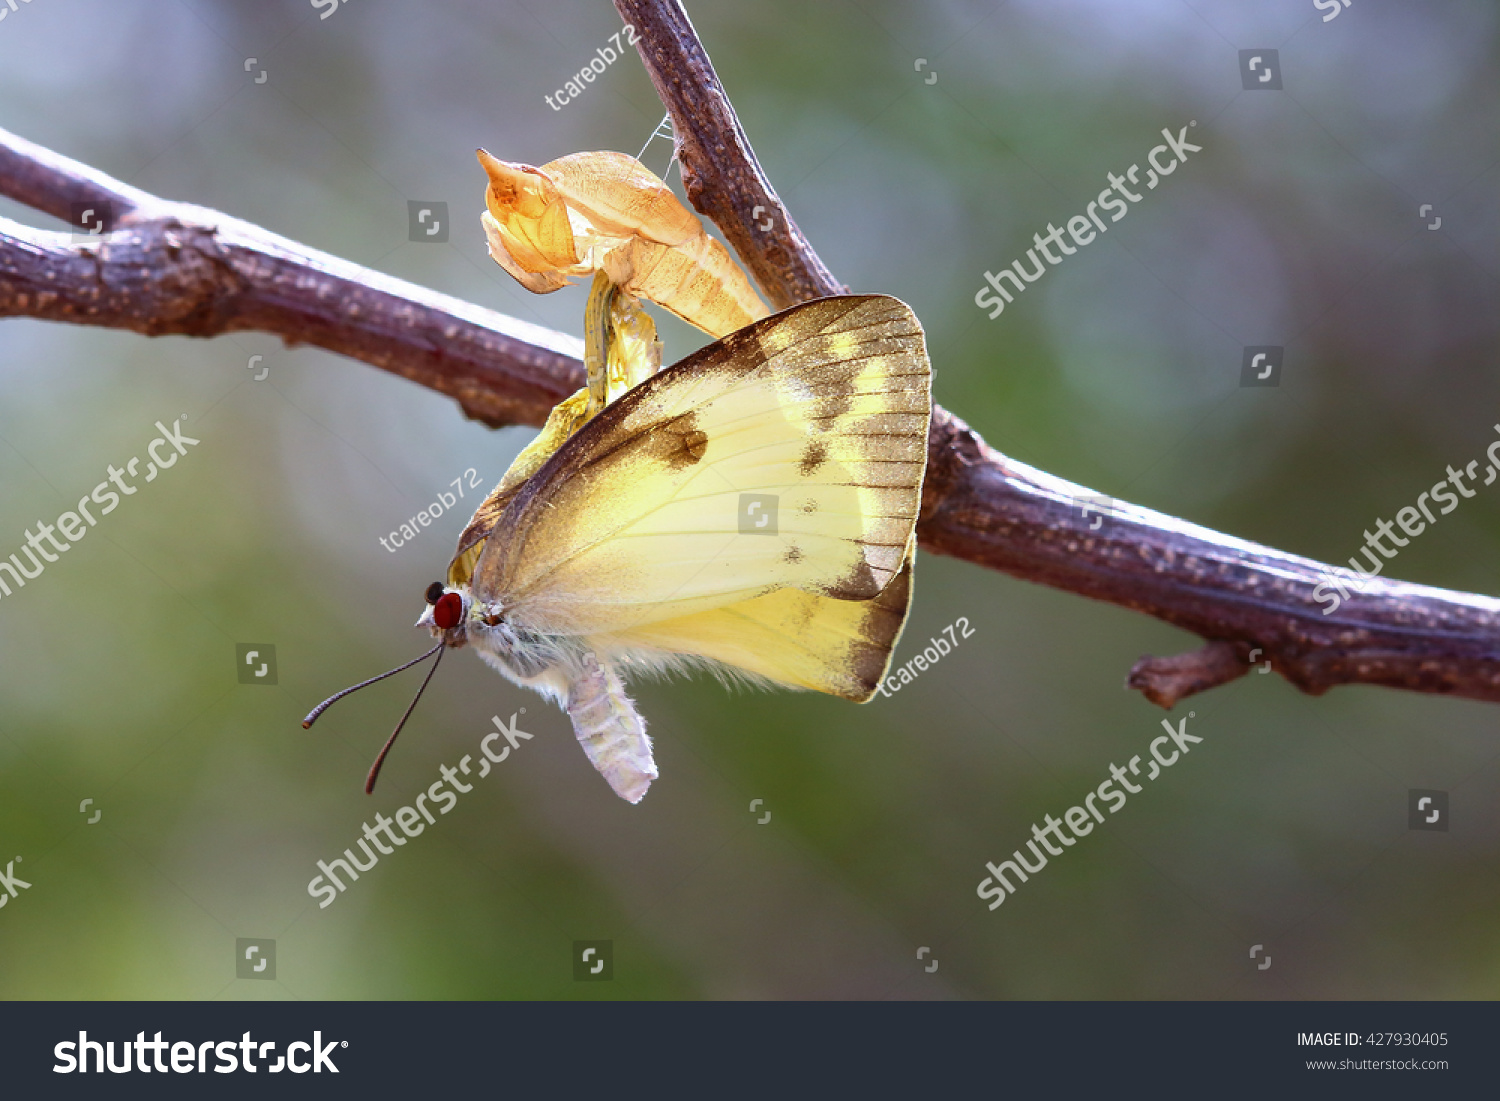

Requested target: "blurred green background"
[{"left": 1, "top": 0, "right": 1497, "bottom": 1000}]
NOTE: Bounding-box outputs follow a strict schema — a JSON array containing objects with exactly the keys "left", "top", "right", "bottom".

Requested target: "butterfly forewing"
[{"left": 469, "top": 295, "right": 932, "bottom": 640}]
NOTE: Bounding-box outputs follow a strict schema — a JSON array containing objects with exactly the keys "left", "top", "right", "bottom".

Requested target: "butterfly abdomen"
[{"left": 565, "top": 655, "right": 658, "bottom": 803}]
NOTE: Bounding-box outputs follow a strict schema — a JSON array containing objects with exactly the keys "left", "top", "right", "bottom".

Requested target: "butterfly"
[{"left": 306, "top": 293, "right": 933, "bottom": 803}]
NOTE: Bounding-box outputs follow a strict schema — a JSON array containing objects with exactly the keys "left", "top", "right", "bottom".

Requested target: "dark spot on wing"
[
  {"left": 653, "top": 411, "right": 708, "bottom": 470},
  {"left": 821, "top": 557, "right": 881, "bottom": 601},
  {"left": 784, "top": 545, "right": 804, "bottom": 565},
  {"left": 801, "top": 498, "right": 818, "bottom": 514},
  {"left": 799, "top": 440, "right": 827, "bottom": 477},
  {"left": 678, "top": 428, "right": 708, "bottom": 463}
]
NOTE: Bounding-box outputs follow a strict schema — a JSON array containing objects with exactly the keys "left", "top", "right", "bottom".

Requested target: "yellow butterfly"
[
  {"left": 308, "top": 294, "right": 932, "bottom": 803},
  {"left": 306, "top": 145, "right": 930, "bottom": 802}
]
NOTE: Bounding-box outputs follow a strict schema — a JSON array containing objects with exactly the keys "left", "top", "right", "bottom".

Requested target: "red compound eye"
[{"left": 433, "top": 592, "right": 463, "bottom": 631}]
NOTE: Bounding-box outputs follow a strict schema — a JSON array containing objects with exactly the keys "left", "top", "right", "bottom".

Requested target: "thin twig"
[{"left": 1128, "top": 642, "right": 1249, "bottom": 709}]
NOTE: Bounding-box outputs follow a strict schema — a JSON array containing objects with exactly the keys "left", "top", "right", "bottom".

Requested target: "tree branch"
[
  {"left": 3, "top": 10, "right": 1499, "bottom": 709},
  {"left": 0, "top": 127, "right": 584, "bottom": 429}
]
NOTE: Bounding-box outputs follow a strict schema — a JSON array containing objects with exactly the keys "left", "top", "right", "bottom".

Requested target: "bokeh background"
[{"left": 1, "top": 0, "right": 1497, "bottom": 999}]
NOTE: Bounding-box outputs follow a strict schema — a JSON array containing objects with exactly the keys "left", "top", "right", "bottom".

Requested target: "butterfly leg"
[
  {"left": 565, "top": 652, "right": 658, "bottom": 803},
  {"left": 583, "top": 270, "right": 618, "bottom": 419}
]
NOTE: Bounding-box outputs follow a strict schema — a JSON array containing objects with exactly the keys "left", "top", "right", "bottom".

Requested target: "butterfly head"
[
  {"left": 416, "top": 579, "right": 510, "bottom": 647},
  {"left": 418, "top": 580, "right": 469, "bottom": 644}
]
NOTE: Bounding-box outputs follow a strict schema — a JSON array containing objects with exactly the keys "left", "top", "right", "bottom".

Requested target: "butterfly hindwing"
[
  {"left": 606, "top": 548, "right": 915, "bottom": 701},
  {"left": 469, "top": 295, "right": 932, "bottom": 639}
]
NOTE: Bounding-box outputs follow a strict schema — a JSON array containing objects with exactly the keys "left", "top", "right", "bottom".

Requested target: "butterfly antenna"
[
  {"left": 364, "top": 642, "right": 446, "bottom": 795},
  {"left": 301, "top": 641, "right": 444, "bottom": 730}
]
